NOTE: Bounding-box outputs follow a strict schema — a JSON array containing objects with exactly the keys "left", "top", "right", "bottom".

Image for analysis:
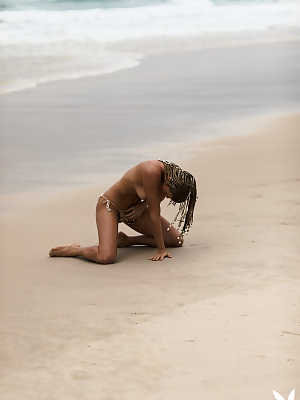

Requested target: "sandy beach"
[
  {"left": 1, "top": 0, "right": 300, "bottom": 388},
  {"left": 2, "top": 1, "right": 300, "bottom": 399},
  {"left": 1, "top": 102, "right": 300, "bottom": 398}
]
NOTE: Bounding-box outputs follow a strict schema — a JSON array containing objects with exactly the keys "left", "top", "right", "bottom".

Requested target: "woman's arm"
[{"left": 141, "top": 163, "right": 172, "bottom": 261}]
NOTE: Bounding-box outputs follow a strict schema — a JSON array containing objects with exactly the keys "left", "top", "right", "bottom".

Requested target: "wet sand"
[{"left": 1, "top": 41, "right": 300, "bottom": 195}]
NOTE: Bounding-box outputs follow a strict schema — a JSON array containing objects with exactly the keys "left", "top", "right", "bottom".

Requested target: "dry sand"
[{"left": 1, "top": 112, "right": 300, "bottom": 399}]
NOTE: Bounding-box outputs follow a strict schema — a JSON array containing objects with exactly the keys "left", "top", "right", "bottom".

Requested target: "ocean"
[{"left": 1, "top": 0, "right": 299, "bottom": 94}]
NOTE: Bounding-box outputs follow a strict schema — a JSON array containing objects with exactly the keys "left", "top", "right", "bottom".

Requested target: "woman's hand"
[{"left": 149, "top": 249, "right": 173, "bottom": 261}]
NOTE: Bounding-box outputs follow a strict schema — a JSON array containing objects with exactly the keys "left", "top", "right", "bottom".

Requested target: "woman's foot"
[
  {"left": 117, "top": 232, "right": 131, "bottom": 247},
  {"left": 49, "top": 243, "right": 81, "bottom": 257}
]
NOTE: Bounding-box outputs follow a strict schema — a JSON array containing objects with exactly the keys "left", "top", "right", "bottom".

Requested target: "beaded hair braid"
[{"left": 160, "top": 160, "right": 197, "bottom": 235}]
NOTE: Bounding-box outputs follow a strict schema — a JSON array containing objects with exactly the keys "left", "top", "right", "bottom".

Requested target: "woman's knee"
[
  {"left": 175, "top": 235, "right": 184, "bottom": 247},
  {"left": 167, "top": 234, "right": 184, "bottom": 248},
  {"left": 95, "top": 251, "right": 116, "bottom": 265}
]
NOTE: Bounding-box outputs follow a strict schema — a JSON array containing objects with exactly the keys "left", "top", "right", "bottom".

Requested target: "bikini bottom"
[{"left": 98, "top": 193, "right": 149, "bottom": 224}]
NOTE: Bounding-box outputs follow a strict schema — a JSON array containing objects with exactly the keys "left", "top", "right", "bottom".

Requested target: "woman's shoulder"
[
  {"left": 120, "top": 160, "right": 163, "bottom": 186},
  {"left": 137, "top": 160, "right": 163, "bottom": 175}
]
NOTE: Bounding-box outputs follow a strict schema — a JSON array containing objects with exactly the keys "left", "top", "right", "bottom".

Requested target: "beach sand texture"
[
  {"left": 1, "top": 0, "right": 300, "bottom": 395},
  {"left": 1, "top": 110, "right": 299, "bottom": 399}
]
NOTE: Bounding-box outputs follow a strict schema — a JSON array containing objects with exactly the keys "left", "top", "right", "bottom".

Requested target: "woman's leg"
[
  {"left": 49, "top": 200, "right": 119, "bottom": 264},
  {"left": 118, "top": 212, "right": 183, "bottom": 248}
]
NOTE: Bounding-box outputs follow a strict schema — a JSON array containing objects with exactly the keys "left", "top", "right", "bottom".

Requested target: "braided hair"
[{"left": 160, "top": 160, "right": 197, "bottom": 235}]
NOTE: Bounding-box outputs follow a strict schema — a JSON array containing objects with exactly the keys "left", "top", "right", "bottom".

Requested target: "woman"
[{"left": 49, "top": 160, "right": 197, "bottom": 263}]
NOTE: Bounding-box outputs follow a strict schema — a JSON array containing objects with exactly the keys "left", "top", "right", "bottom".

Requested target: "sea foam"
[{"left": 0, "top": 0, "right": 299, "bottom": 94}]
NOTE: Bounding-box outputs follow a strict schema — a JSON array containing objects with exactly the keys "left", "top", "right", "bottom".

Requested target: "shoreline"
[
  {"left": 1, "top": 33, "right": 300, "bottom": 97},
  {"left": 1, "top": 111, "right": 299, "bottom": 398},
  {"left": 1, "top": 41, "right": 300, "bottom": 197},
  {"left": 0, "top": 108, "right": 298, "bottom": 218}
]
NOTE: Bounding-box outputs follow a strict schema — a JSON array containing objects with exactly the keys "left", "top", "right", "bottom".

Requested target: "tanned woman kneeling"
[{"left": 49, "top": 160, "right": 197, "bottom": 264}]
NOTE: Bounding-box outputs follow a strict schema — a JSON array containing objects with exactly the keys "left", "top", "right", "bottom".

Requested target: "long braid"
[{"left": 160, "top": 160, "right": 197, "bottom": 235}]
